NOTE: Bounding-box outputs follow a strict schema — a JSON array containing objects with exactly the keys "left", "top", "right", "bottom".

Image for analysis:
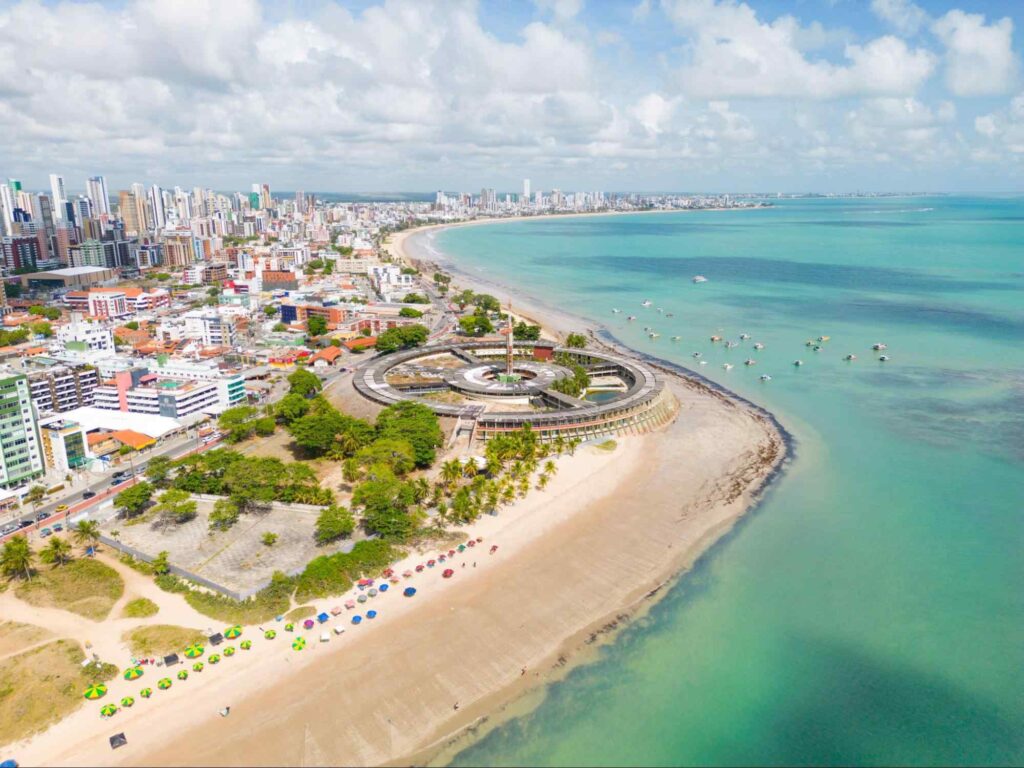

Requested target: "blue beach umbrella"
[
  {"left": 403, "top": 587, "right": 416, "bottom": 597},
  {"left": 351, "top": 615, "right": 362, "bottom": 625},
  {"left": 366, "top": 610, "right": 377, "bottom": 619}
]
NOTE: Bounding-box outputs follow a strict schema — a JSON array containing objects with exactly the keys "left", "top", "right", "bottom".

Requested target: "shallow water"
[{"left": 416, "top": 197, "right": 1024, "bottom": 766}]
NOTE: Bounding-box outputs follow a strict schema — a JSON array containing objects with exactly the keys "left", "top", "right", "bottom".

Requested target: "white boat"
[
  {"left": 725, "top": 341, "right": 739, "bottom": 349},
  {"left": 692, "top": 275, "right": 708, "bottom": 283},
  {"left": 744, "top": 359, "right": 757, "bottom": 366},
  {"left": 793, "top": 360, "right": 804, "bottom": 366},
  {"left": 641, "top": 300, "right": 652, "bottom": 307},
  {"left": 627, "top": 315, "right": 636, "bottom": 321},
  {"left": 739, "top": 333, "right": 751, "bottom": 340},
  {"left": 649, "top": 333, "right": 660, "bottom": 339},
  {"left": 879, "top": 355, "right": 891, "bottom": 362},
  {"left": 759, "top": 374, "right": 772, "bottom": 382},
  {"left": 710, "top": 335, "right": 722, "bottom": 342},
  {"left": 671, "top": 336, "right": 682, "bottom": 341},
  {"left": 722, "top": 363, "right": 734, "bottom": 370},
  {"left": 699, "top": 360, "right": 708, "bottom": 365},
  {"left": 845, "top": 354, "right": 857, "bottom": 361},
  {"left": 753, "top": 342, "right": 765, "bottom": 350},
  {"left": 612, "top": 308, "right": 621, "bottom": 314},
  {"left": 872, "top": 343, "right": 887, "bottom": 350}
]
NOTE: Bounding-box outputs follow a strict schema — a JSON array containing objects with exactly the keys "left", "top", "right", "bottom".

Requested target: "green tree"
[
  {"left": 218, "top": 405, "right": 275, "bottom": 443},
  {"left": 453, "top": 289, "right": 475, "bottom": 310},
  {"left": 401, "top": 292, "right": 429, "bottom": 304},
  {"left": 114, "top": 482, "right": 154, "bottom": 518},
  {"left": 374, "top": 324, "right": 429, "bottom": 354},
  {"left": 145, "top": 455, "right": 173, "bottom": 486},
  {"left": 287, "top": 368, "right": 322, "bottom": 397},
  {"left": 352, "top": 471, "right": 418, "bottom": 541},
  {"left": 39, "top": 536, "right": 73, "bottom": 566},
  {"left": 151, "top": 550, "right": 170, "bottom": 575},
  {"left": 440, "top": 459, "right": 462, "bottom": 490},
  {"left": 474, "top": 293, "right": 500, "bottom": 312},
  {"left": 72, "top": 520, "right": 101, "bottom": 550},
  {"left": 307, "top": 315, "right": 328, "bottom": 336},
  {"left": 354, "top": 438, "right": 416, "bottom": 477},
  {"left": 398, "top": 307, "right": 423, "bottom": 318},
  {"left": 263, "top": 305, "right": 277, "bottom": 316},
  {"left": 261, "top": 532, "right": 278, "bottom": 547},
  {"left": 459, "top": 314, "right": 493, "bottom": 336},
  {"left": 273, "top": 322, "right": 287, "bottom": 332},
  {"left": 315, "top": 505, "right": 355, "bottom": 544},
  {"left": 23, "top": 485, "right": 46, "bottom": 512},
  {"left": 123, "top": 320, "right": 140, "bottom": 331},
  {"left": 513, "top": 322, "right": 541, "bottom": 341},
  {"left": 208, "top": 498, "right": 240, "bottom": 532},
  {"left": 275, "top": 392, "right": 311, "bottom": 424},
  {"left": 288, "top": 399, "right": 375, "bottom": 458},
  {"left": 375, "top": 401, "right": 443, "bottom": 468},
  {"left": 565, "top": 332, "right": 587, "bottom": 349},
  {"left": 152, "top": 489, "right": 197, "bottom": 525},
  {"left": 0, "top": 536, "right": 34, "bottom": 580}
]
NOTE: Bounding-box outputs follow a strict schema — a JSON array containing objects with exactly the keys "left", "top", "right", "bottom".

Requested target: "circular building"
[{"left": 353, "top": 340, "right": 676, "bottom": 443}]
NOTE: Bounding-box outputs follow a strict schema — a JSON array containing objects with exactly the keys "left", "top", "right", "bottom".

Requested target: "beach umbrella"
[
  {"left": 240, "top": 640, "right": 252, "bottom": 650},
  {"left": 457, "top": 544, "right": 466, "bottom": 552},
  {"left": 382, "top": 568, "right": 394, "bottom": 578},
  {"left": 368, "top": 588, "right": 378, "bottom": 597},
  {"left": 438, "top": 555, "right": 447, "bottom": 563},
  {"left": 356, "top": 594, "right": 367, "bottom": 603},
  {"left": 467, "top": 540, "right": 476, "bottom": 548},
  {"left": 120, "top": 696, "right": 135, "bottom": 708},
  {"left": 224, "top": 626, "right": 242, "bottom": 639},
  {"left": 448, "top": 549, "right": 456, "bottom": 557},
  {"left": 402, "top": 570, "right": 413, "bottom": 578},
  {"left": 123, "top": 666, "right": 143, "bottom": 681},
  {"left": 427, "top": 559, "right": 436, "bottom": 567},
  {"left": 284, "top": 623, "right": 294, "bottom": 632},
  {"left": 303, "top": 619, "right": 314, "bottom": 630},
  {"left": 139, "top": 687, "right": 153, "bottom": 699},
  {"left": 442, "top": 568, "right": 454, "bottom": 578},
  {"left": 184, "top": 644, "right": 204, "bottom": 659},
  {"left": 157, "top": 678, "right": 172, "bottom": 690},
  {"left": 415, "top": 564, "right": 425, "bottom": 573},
  {"left": 366, "top": 610, "right": 377, "bottom": 619},
  {"left": 292, "top": 637, "right": 306, "bottom": 651},
  {"left": 264, "top": 630, "right": 277, "bottom": 640},
  {"left": 177, "top": 670, "right": 189, "bottom": 681},
  {"left": 379, "top": 583, "right": 389, "bottom": 593},
  {"left": 209, "top": 654, "right": 221, "bottom": 664},
  {"left": 193, "top": 662, "right": 204, "bottom": 672},
  {"left": 223, "top": 646, "right": 236, "bottom": 657},
  {"left": 403, "top": 587, "right": 417, "bottom": 597},
  {"left": 83, "top": 683, "right": 107, "bottom": 700},
  {"left": 351, "top": 615, "right": 362, "bottom": 625},
  {"left": 100, "top": 703, "right": 118, "bottom": 717}
]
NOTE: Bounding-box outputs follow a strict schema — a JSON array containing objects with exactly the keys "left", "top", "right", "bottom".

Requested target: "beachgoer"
[
  {"left": 521, "top": 667, "right": 526, "bottom": 676},
  {"left": 454, "top": 702, "right": 459, "bottom": 711}
]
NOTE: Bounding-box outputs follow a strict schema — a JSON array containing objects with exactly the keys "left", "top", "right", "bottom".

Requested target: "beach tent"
[
  {"left": 177, "top": 670, "right": 189, "bottom": 681},
  {"left": 184, "top": 644, "right": 204, "bottom": 659},
  {"left": 366, "top": 610, "right": 377, "bottom": 619},
  {"left": 382, "top": 568, "right": 394, "bottom": 577},
  {"left": 344, "top": 600, "right": 356, "bottom": 610},
  {"left": 1, "top": 759, "right": 18, "bottom": 766},
  {"left": 123, "top": 667, "right": 143, "bottom": 681},
  {"left": 84, "top": 684, "right": 107, "bottom": 700},
  {"left": 208, "top": 633, "right": 224, "bottom": 646},
  {"left": 457, "top": 545, "right": 466, "bottom": 552},
  {"left": 333, "top": 626, "right": 345, "bottom": 636},
  {"left": 368, "top": 588, "right": 378, "bottom": 597},
  {"left": 403, "top": 587, "right": 417, "bottom": 597},
  {"left": 303, "top": 619, "right": 315, "bottom": 630},
  {"left": 356, "top": 594, "right": 368, "bottom": 604},
  {"left": 157, "top": 678, "right": 172, "bottom": 690},
  {"left": 139, "top": 688, "right": 153, "bottom": 699},
  {"left": 357, "top": 578, "right": 373, "bottom": 587},
  {"left": 330, "top": 606, "right": 342, "bottom": 616},
  {"left": 109, "top": 733, "right": 128, "bottom": 750},
  {"left": 284, "top": 623, "right": 295, "bottom": 632},
  {"left": 402, "top": 570, "right": 413, "bottom": 578},
  {"left": 240, "top": 640, "right": 253, "bottom": 650},
  {"left": 163, "top": 653, "right": 179, "bottom": 666},
  {"left": 351, "top": 615, "right": 362, "bottom": 625},
  {"left": 317, "top": 612, "right": 329, "bottom": 623},
  {"left": 120, "top": 697, "right": 135, "bottom": 708},
  {"left": 320, "top": 632, "right": 330, "bottom": 643},
  {"left": 224, "top": 626, "right": 242, "bottom": 639},
  {"left": 100, "top": 704, "right": 118, "bottom": 717}
]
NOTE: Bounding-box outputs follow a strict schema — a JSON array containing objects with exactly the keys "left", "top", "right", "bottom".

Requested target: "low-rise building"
[
  {"left": 53, "top": 317, "right": 115, "bottom": 354},
  {"left": 38, "top": 419, "right": 87, "bottom": 472}
]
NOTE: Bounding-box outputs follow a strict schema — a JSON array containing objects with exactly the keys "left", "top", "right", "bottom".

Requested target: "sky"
[{"left": 1, "top": 0, "right": 1022, "bottom": 194}]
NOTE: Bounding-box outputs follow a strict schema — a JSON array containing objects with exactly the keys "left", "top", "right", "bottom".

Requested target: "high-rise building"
[
  {"left": 119, "top": 189, "right": 141, "bottom": 234},
  {"left": 131, "top": 183, "right": 148, "bottom": 231},
  {"left": 86, "top": 176, "right": 110, "bottom": 216},
  {"left": 1, "top": 235, "right": 42, "bottom": 272},
  {"left": 523, "top": 179, "right": 531, "bottom": 200},
  {"left": 0, "top": 182, "right": 16, "bottom": 236},
  {"left": 0, "top": 372, "right": 45, "bottom": 488},
  {"left": 49, "top": 174, "right": 67, "bottom": 221},
  {"left": 27, "top": 365, "right": 100, "bottom": 414},
  {"left": 149, "top": 185, "right": 166, "bottom": 229},
  {"left": 162, "top": 231, "right": 198, "bottom": 267}
]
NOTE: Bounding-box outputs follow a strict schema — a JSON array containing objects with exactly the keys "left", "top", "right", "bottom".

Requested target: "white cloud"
[
  {"left": 931, "top": 10, "right": 1019, "bottom": 97},
  {"left": 871, "top": 0, "right": 929, "bottom": 36},
  {"left": 661, "top": 0, "right": 936, "bottom": 98},
  {"left": 534, "top": 0, "right": 583, "bottom": 22},
  {"left": 973, "top": 93, "right": 1024, "bottom": 156}
]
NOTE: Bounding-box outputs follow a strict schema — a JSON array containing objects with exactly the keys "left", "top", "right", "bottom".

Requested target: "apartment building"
[
  {"left": 39, "top": 419, "right": 87, "bottom": 472},
  {"left": 0, "top": 372, "right": 44, "bottom": 488},
  {"left": 27, "top": 364, "right": 99, "bottom": 414}
]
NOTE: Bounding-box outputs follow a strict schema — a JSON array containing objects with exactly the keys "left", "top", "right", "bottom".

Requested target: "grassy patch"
[
  {"left": 121, "top": 597, "right": 159, "bottom": 618},
  {"left": 119, "top": 553, "right": 154, "bottom": 575},
  {"left": 0, "top": 639, "right": 115, "bottom": 746},
  {"left": 184, "top": 582, "right": 292, "bottom": 625},
  {"left": 122, "top": 625, "right": 205, "bottom": 657},
  {"left": 0, "top": 621, "right": 52, "bottom": 658},
  {"left": 14, "top": 559, "right": 124, "bottom": 621},
  {"left": 285, "top": 606, "right": 316, "bottom": 621},
  {"left": 594, "top": 439, "right": 618, "bottom": 452}
]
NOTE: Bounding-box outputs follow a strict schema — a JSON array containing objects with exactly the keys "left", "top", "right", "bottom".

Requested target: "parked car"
[
  {"left": 0, "top": 523, "right": 17, "bottom": 536},
  {"left": 53, "top": 523, "right": 64, "bottom": 532},
  {"left": 82, "top": 490, "right": 96, "bottom": 499},
  {"left": 18, "top": 519, "right": 32, "bottom": 529},
  {"left": 39, "top": 527, "right": 52, "bottom": 537},
  {"left": 55, "top": 504, "right": 69, "bottom": 513},
  {"left": 35, "top": 511, "right": 51, "bottom": 521}
]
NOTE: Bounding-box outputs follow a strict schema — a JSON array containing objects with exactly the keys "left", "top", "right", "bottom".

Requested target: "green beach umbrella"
[
  {"left": 292, "top": 637, "right": 306, "bottom": 651},
  {"left": 193, "top": 661, "right": 204, "bottom": 672},
  {"left": 223, "top": 646, "right": 236, "bottom": 657},
  {"left": 123, "top": 666, "right": 143, "bottom": 681},
  {"left": 120, "top": 696, "right": 135, "bottom": 708},
  {"left": 284, "top": 623, "right": 294, "bottom": 632},
  {"left": 157, "top": 677, "right": 172, "bottom": 690},
  {"left": 264, "top": 630, "right": 277, "bottom": 640},
  {"left": 224, "top": 626, "right": 242, "bottom": 639},
  {"left": 83, "top": 683, "right": 107, "bottom": 700},
  {"left": 139, "top": 687, "right": 153, "bottom": 699},
  {"left": 209, "top": 653, "right": 221, "bottom": 664},
  {"left": 100, "top": 703, "right": 118, "bottom": 717},
  {"left": 240, "top": 639, "right": 252, "bottom": 650},
  {"left": 177, "top": 669, "right": 189, "bottom": 681},
  {"left": 184, "top": 644, "right": 204, "bottom": 659}
]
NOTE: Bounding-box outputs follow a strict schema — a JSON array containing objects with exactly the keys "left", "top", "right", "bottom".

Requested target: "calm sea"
[{"left": 413, "top": 197, "right": 1024, "bottom": 766}]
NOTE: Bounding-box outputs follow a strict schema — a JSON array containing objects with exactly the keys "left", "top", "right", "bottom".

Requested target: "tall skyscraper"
[
  {"left": 0, "top": 373, "right": 45, "bottom": 489},
  {"left": 118, "top": 190, "right": 141, "bottom": 234},
  {"left": 86, "top": 175, "right": 110, "bottom": 216},
  {"left": 523, "top": 179, "right": 531, "bottom": 200},
  {"left": 0, "top": 182, "right": 16, "bottom": 236},
  {"left": 49, "top": 174, "right": 67, "bottom": 221},
  {"left": 149, "top": 184, "right": 166, "bottom": 229}
]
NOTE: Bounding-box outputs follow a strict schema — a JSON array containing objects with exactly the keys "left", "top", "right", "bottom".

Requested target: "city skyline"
[{"left": 1, "top": 0, "right": 1022, "bottom": 193}]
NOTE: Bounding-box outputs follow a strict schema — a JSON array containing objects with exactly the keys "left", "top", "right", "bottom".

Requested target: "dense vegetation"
[
  {"left": 375, "top": 324, "right": 429, "bottom": 353},
  {"left": 294, "top": 540, "right": 402, "bottom": 603},
  {"left": 218, "top": 405, "right": 275, "bottom": 443},
  {"left": 513, "top": 321, "right": 541, "bottom": 340}
]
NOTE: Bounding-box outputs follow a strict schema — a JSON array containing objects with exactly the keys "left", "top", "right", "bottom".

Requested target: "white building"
[
  {"left": 54, "top": 317, "right": 115, "bottom": 355},
  {"left": 368, "top": 264, "right": 415, "bottom": 302}
]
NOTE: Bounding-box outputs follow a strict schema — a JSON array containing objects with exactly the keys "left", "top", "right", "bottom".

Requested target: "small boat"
[
  {"left": 722, "top": 363, "right": 734, "bottom": 370},
  {"left": 845, "top": 354, "right": 857, "bottom": 361},
  {"left": 805, "top": 339, "right": 816, "bottom": 347},
  {"left": 818, "top": 335, "right": 830, "bottom": 342},
  {"left": 710, "top": 335, "right": 722, "bottom": 342},
  {"left": 692, "top": 275, "right": 708, "bottom": 283},
  {"left": 759, "top": 374, "right": 772, "bottom": 382},
  {"left": 641, "top": 300, "right": 652, "bottom": 307},
  {"left": 725, "top": 341, "right": 739, "bottom": 349},
  {"left": 692, "top": 352, "right": 702, "bottom": 358},
  {"left": 879, "top": 355, "right": 891, "bottom": 362},
  {"left": 649, "top": 333, "right": 660, "bottom": 339},
  {"left": 671, "top": 336, "right": 682, "bottom": 341},
  {"left": 612, "top": 308, "right": 621, "bottom": 314},
  {"left": 739, "top": 333, "right": 751, "bottom": 340},
  {"left": 872, "top": 343, "right": 887, "bottom": 351},
  {"left": 753, "top": 342, "right": 765, "bottom": 350},
  {"left": 627, "top": 315, "right": 636, "bottom": 321},
  {"left": 813, "top": 345, "right": 822, "bottom": 352},
  {"left": 744, "top": 359, "right": 757, "bottom": 366},
  {"left": 793, "top": 360, "right": 804, "bottom": 366},
  {"left": 699, "top": 360, "right": 708, "bottom": 365}
]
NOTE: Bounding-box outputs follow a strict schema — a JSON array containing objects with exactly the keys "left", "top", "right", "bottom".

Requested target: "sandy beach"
[{"left": 8, "top": 220, "right": 786, "bottom": 768}]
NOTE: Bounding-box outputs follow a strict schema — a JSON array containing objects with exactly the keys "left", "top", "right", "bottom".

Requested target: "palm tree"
[
  {"left": 440, "top": 460, "right": 462, "bottom": 491},
  {"left": 411, "top": 478, "right": 430, "bottom": 504},
  {"left": 553, "top": 436, "right": 566, "bottom": 456},
  {"left": 485, "top": 454, "right": 503, "bottom": 478},
  {"left": 517, "top": 477, "right": 530, "bottom": 498},
  {"left": 73, "top": 520, "right": 101, "bottom": 551},
  {"left": 543, "top": 460, "right": 557, "bottom": 476},
  {"left": 39, "top": 536, "right": 73, "bottom": 567},
  {"left": 461, "top": 460, "right": 478, "bottom": 480},
  {"left": 568, "top": 437, "right": 581, "bottom": 456},
  {"left": 537, "top": 474, "right": 550, "bottom": 491},
  {"left": 0, "top": 536, "right": 34, "bottom": 580},
  {"left": 24, "top": 485, "right": 46, "bottom": 513}
]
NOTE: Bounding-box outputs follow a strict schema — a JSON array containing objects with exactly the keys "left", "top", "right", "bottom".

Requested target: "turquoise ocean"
[{"left": 413, "top": 197, "right": 1023, "bottom": 766}]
